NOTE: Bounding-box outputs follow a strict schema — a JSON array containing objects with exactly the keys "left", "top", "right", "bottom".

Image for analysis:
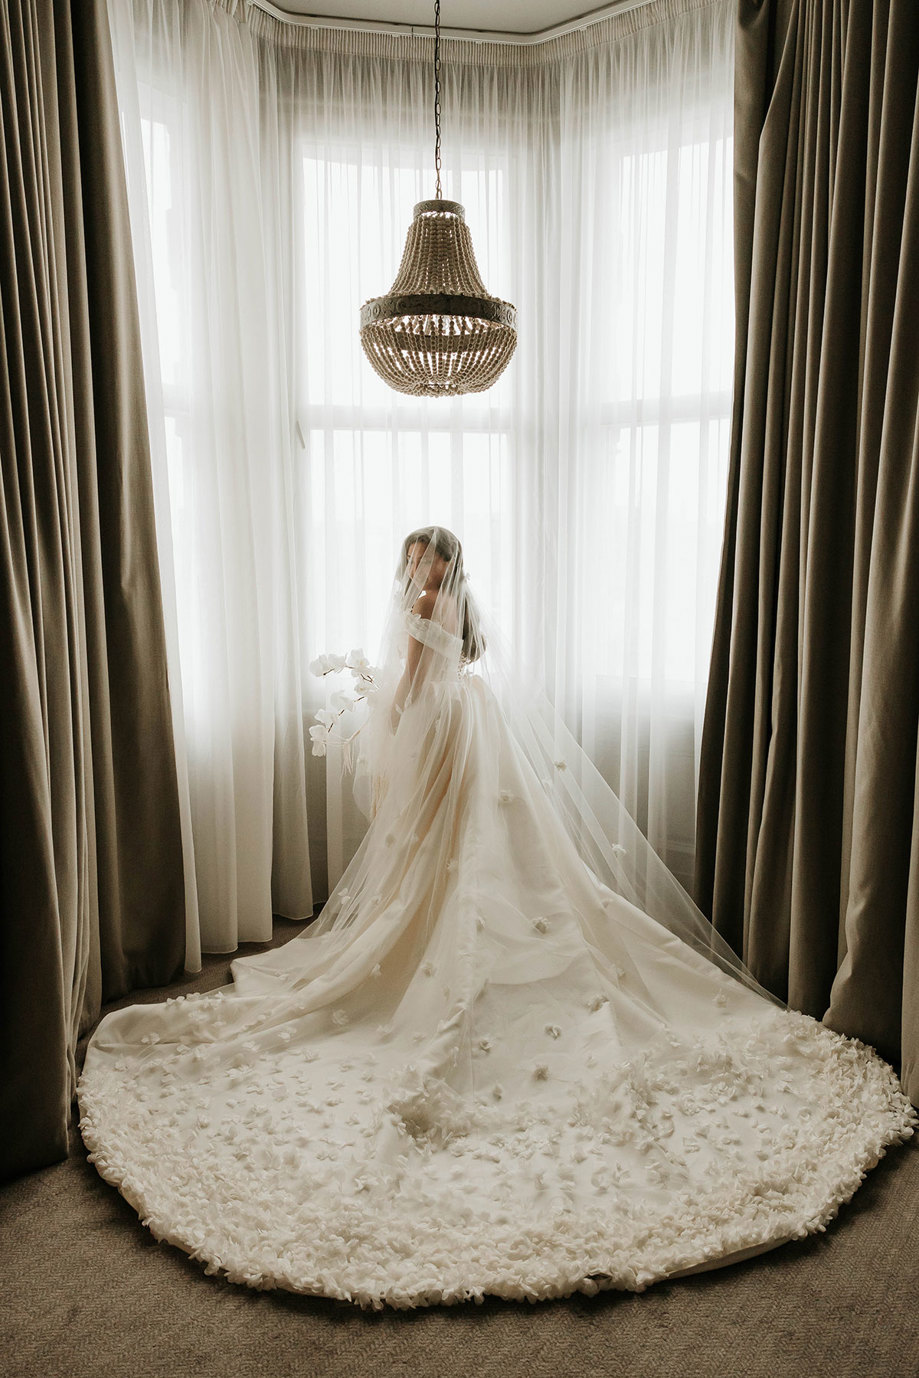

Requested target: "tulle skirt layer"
[{"left": 78, "top": 675, "right": 917, "bottom": 1308}]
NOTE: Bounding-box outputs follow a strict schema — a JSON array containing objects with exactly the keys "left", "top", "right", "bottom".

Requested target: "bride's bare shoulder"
[{"left": 410, "top": 591, "right": 439, "bottom": 621}]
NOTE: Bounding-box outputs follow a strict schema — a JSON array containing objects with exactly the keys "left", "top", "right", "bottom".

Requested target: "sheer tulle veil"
[
  {"left": 312, "top": 524, "right": 782, "bottom": 1009},
  {"left": 77, "top": 523, "right": 918, "bottom": 1310}
]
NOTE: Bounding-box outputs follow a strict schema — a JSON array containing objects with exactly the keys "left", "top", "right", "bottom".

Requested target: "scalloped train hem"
[{"left": 77, "top": 1089, "right": 915, "bottom": 1312}]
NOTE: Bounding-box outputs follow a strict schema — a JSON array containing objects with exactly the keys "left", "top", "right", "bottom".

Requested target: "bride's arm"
[{"left": 390, "top": 594, "right": 436, "bottom": 730}]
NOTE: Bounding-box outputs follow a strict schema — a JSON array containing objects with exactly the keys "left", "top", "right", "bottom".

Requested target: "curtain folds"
[
  {"left": 694, "top": 0, "right": 919, "bottom": 1101},
  {"left": 108, "top": 0, "right": 738, "bottom": 949},
  {"left": 0, "top": 0, "right": 186, "bottom": 1179}
]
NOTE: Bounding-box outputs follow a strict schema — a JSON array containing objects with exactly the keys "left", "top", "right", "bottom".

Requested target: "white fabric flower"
[
  {"left": 309, "top": 724, "right": 329, "bottom": 758},
  {"left": 309, "top": 652, "right": 344, "bottom": 676}
]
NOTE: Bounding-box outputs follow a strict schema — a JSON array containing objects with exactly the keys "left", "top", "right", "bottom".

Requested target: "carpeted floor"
[{"left": 3, "top": 916, "right": 918, "bottom": 1378}]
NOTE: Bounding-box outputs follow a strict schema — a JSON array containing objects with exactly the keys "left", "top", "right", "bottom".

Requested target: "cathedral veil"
[{"left": 76, "top": 523, "right": 916, "bottom": 1311}]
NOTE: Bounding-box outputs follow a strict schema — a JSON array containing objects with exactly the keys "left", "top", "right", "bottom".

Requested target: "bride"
[{"left": 78, "top": 525, "right": 917, "bottom": 1310}]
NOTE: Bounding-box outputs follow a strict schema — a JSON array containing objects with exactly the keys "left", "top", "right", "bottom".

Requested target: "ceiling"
[{"left": 255, "top": 1, "right": 638, "bottom": 41}]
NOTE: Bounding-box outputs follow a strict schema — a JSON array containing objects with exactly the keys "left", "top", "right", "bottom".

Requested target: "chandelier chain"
[{"left": 433, "top": 0, "right": 442, "bottom": 199}]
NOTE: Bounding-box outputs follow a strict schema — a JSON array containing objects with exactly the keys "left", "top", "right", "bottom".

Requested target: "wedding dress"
[{"left": 78, "top": 527, "right": 917, "bottom": 1310}]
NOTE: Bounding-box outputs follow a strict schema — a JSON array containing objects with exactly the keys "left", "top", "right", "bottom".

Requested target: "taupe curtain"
[
  {"left": 695, "top": 0, "right": 919, "bottom": 1102},
  {"left": 0, "top": 0, "right": 186, "bottom": 1179}
]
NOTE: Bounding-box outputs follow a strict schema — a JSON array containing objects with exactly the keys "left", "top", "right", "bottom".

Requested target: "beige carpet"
[{"left": 3, "top": 916, "right": 917, "bottom": 1378}]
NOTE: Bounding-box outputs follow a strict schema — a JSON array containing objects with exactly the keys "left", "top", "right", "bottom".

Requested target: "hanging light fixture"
[{"left": 359, "top": 0, "right": 517, "bottom": 397}]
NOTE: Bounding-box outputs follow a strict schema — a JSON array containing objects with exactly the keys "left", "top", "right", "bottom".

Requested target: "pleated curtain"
[
  {"left": 695, "top": 0, "right": 919, "bottom": 1101},
  {"left": 0, "top": 0, "right": 187, "bottom": 1179}
]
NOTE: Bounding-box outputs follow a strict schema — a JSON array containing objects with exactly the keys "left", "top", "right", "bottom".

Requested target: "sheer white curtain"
[
  {"left": 552, "top": 8, "right": 735, "bottom": 891},
  {"left": 106, "top": 0, "right": 735, "bottom": 954}
]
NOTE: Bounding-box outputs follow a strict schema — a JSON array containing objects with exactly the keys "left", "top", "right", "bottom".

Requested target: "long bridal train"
[{"left": 77, "top": 531, "right": 917, "bottom": 1309}]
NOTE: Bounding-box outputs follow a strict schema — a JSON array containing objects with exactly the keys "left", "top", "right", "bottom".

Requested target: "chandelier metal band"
[
  {"left": 360, "top": 295, "right": 517, "bottom": 330},
  {"left": 415, "top": 198, "right": 463, "bottom": 217}
]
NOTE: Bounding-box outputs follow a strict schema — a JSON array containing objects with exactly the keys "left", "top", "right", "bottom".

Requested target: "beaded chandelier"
[{"left": 359, "top": 0, "right": 517, "bottom": 398}]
